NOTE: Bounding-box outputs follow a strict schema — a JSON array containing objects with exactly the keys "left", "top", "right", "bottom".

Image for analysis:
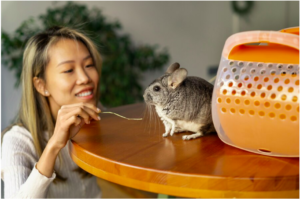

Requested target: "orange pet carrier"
[{"left": 212, "top": 27, "right": 299, "bottom": 157}]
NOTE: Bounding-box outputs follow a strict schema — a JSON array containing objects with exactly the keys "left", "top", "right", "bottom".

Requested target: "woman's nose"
[{"left": 76, "top": 68, "right": 90, "bottom": 84}]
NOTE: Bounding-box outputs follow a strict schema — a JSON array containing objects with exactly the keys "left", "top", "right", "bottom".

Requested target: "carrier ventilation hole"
[
  {"left": 270, "top": 71, "right": 276, "bottom": 75},
  {"left": 291, "top": 116, "right": 297, "bottom": 121},
  {"left": 277, "top": 64, "right": 283, "bottom": 69},
  {"left": 258, "top": 63, "right": 263, "bottom": 67},
  {"left": 261, "top": 70, "right": 266, "bottom": 75},
  {"left": 281, "top": 71, "right": 286, "bottom": 76},
  {"left": 226, "top": 75, "right": 230, "bottom": 79},
  {"left": 220, "top": 82, "right": 224, "bottom": 87},
  {"left": 258, "top": 111, "right": 265, "bottom": 116},
  {"left": 286, "top": 104, "right": 292, "bottom": 111},
  {"left": 232, "top": 90, "right": 237, "bottom": 95},
  {"left": 269, "top": 112, "right": 275, "bottom": 118},
  {"left": 277, "top": 86, "right": 283, "bottom": 92},
  {"left": 254, "top": 101, "right": 260, "bottom": 106},
  {"left": 229, "top": 61, "right": 234, "bottom": 66},
  {"left": 292, "top": 72, "right": 297, "bottom": 77},
  {"left": 267, "top": 85, "right": 272, "bottom": 90},
  {"left": 228, "top": 82, "right": 233, "bottom": 87},
  {"left": 287, "top": 65, "right": 293, "bottom": 69},
  {"left": 254, "top": 76, "right": 259, "bottom": 81},
  {"left": 238, "top": 62, "right": 244, "bottom": 66},
  {"left": 268, "top": 64, "right": 273, "bottom": 68},
  {"left": 232, "top": 68, "right": 237, "bottom": 73},
  {"left": 245, "top": 100, "right": 250, "bottom": 105},
  {"left": 288, "top": 87, "right": 294, "bottom": 93},
  {"left": 241, "top": 68, "right": 246, "bottom": 73},
  {"left": 221, "top": 108, "right": 226, "bottom": 113},
  {"left": 257, "top": 84, "right": 262, "bottom": 89},
  {"left": 241, "top": 91, "right": 246, "bottom": 96},
  {"left": 292, "top": 96, "right": 298, "bottom": 102},
  {"left": 295, "top": 80, "right": 299, "bottom": 85},
  {"left": 275, "top": 103, "right": 281, "bottom": 109},
  {"left": 239, "top": 109, "right": 245, "bottom": 114},
  {"left": 250, "top": 92, "right": 256, "bottom": 97},
  {"left": 270, "top": 94, "right": 276, "bottom": 99},
  {"left": 284, "top": 79, "right": 290, "bottom": 84},
  {"left": 249, "top": 110, "right": 255, "bottom": 115},
  {"left": 264, "top": 77, "right": 269, "bottom": 82},
  {"left": 238, "top": 83, "right": 243, "bottom": 88},
  {"left": 258, "top": 149, "right": 271, "bottom": 153},
  {"left": 235, "top": 75, "right": 239, "bottom": 80},
  {"left": 247, "top": 84, "right": 252, "bottom": 89},
  {"left": 248, "top": 63, "right": 253, "bottom": 67},
  {"left": 217, "top": 98, "right": 222, "bottom": 103},
  {"left": 223, "top": 68, "right": 228, "bottom": 72},
  {"left": 281, "top": 95, "right": 287, "bottom": 101},
  {"left": 230, "top": 108, "right": 236, "bottom": 113},
  {"left": 260, "top": 93, "right": 266, "bottom": 98},
  {"left": 226, "top": 98, "right": 231, "bottom": 104},
  {"left": 274, "top": 78, "right": 279, "bottom": 83},
  {"left": 235, "top": 99, "right": 240, "bottom": 104},
  {"left": 250, "top": 69, "right": 256, "bottom": 74},
  {"left": 264, "top": 102, "right": 270, "bottom": 107},
  {"left": 223, "top": 89, "right": 227, "bottom": 95},
  {"left": 279, "top": 114, "right": 286, "bottom": 120},
  {"left": 244, "top": 76, "right": 249, "bottom": 81}
]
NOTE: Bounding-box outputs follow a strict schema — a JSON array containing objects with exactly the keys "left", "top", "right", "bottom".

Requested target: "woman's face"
[{"left": 45, "top": 39, "right": 99, "bottom": 118}]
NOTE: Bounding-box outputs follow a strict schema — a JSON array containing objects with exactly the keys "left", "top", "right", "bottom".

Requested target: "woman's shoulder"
[
  {"left": 2, "top": 125, "right": 34, "bottom": 147},
  {"left": 2, "top": 125, "right": 39, "bottom": 171}
]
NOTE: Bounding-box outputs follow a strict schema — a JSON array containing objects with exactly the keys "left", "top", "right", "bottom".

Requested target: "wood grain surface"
[{"left": 70, "top": 103, "right": 299, "bottom": 198}]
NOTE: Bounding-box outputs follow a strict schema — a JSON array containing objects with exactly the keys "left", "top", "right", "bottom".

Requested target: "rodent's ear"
[
  {"left": 168, "top": 68, "right": 187, "bottom": 89},
  {"left": 166, "top": 62, "right": 180, "bottom": 74}
]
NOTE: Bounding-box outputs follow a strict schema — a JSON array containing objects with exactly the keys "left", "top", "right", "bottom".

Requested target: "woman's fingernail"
[
  {"left": 97, "top": 108, "right": 101, "bottom": 113},
  {"left": 98, "top": 116, "right": 101, "bottom": 120}
]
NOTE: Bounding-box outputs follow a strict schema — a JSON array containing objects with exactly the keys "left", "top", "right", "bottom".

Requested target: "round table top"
[{"left": 69, "top": 103, "right": 299, "bottom": 198}]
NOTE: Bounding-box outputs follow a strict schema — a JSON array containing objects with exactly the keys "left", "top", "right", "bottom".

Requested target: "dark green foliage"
[{"left": 1, "top": 2, "right": 170, "bottom": 107}]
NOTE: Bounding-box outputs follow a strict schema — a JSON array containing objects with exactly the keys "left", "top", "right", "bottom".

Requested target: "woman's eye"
[
  {"left": 86, "top": 64, "right": 95, "bottom": 68},
  {"left": 63, "top": 69, "right": 73, "bottom": 73}
]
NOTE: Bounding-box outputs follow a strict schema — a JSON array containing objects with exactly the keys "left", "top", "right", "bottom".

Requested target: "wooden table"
[{"left": 69, "top": 103, "right": 299, "bottom": 198}]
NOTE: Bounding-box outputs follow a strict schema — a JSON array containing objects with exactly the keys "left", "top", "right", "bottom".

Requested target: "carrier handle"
[{"left": 222, "top": 29, "right": 299, "bottom": 59}]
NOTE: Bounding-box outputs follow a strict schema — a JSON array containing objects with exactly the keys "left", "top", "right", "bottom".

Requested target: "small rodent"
[{"left": 143, "top": 62, "right": 216, "bottom": 140}]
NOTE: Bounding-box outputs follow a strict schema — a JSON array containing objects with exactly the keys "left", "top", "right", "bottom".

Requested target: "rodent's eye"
[{"left": 153, "top": 86, "right": 161, "bottom": 92}]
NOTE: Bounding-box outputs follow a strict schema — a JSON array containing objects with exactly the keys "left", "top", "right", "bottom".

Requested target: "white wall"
[{"left": 1, "top": 1, "right": 299, "bottom": 131}]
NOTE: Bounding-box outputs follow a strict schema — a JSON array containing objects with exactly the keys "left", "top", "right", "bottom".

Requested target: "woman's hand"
[{"left": 51, "top": 103, "right": 101, "bottom": 150}]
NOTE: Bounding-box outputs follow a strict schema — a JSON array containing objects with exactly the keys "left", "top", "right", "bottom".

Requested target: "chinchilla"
[{"left": 143, "top": 62, "right": 216, "bottom": 140}]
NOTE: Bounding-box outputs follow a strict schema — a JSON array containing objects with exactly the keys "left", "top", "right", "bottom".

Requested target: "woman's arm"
[
  {"left": 1, "top": 126, "right": 56, "bottom": 198},
  {"left": 36, "top": 102, "right": 100, "bottom": 177}
]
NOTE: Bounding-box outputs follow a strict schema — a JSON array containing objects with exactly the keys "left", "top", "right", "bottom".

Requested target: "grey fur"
[{"left": 143, "top": 63, "right": 215, "bottom": 140}]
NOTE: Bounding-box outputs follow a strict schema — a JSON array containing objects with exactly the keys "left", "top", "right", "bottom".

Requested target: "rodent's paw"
[
  {"left": 182, "top": 133, "right": 203, "bottom": 140},
  {"left": 182, "top": 135, "right": 191, "bottom": 140},
  {"left": 162, "top": 132, "right": 169, "bottom": 137}
]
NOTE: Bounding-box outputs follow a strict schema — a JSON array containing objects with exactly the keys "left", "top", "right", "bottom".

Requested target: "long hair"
[{"left": 3, "top": 26, "right": 102, "bottom": 182}]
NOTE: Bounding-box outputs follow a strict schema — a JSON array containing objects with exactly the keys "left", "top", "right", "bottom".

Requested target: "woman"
[{"left": 2, "top": 26, "right": 102, "bottom": 198}]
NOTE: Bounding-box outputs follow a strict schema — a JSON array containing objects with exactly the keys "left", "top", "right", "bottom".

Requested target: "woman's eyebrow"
[{"left": 57, "top": 55, "right": 91, "bottom": 67}]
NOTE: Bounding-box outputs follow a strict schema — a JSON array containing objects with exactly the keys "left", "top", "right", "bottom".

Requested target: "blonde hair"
[{"left": 4, "top": 26, "right": 102, "bottom": 181}]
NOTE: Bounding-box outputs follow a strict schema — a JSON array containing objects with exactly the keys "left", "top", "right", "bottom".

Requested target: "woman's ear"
[{"left": 33, "top": 77, "right": 49, "bottom": 96}]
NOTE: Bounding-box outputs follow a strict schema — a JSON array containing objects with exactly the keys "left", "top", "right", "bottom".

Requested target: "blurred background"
[{"left": 1, "top": 1, "right": 299, "bottom": 197}]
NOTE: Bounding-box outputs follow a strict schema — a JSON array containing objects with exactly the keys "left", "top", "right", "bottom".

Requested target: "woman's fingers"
[
  {"left": 60, "top": 102, "right": 100, "bottom": 113},
  {"left": 60, "top": 103, "right": 101, "bottom": 122},
  {"left": 61, "top": 107, "right": 92, "bottom": 124}
]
